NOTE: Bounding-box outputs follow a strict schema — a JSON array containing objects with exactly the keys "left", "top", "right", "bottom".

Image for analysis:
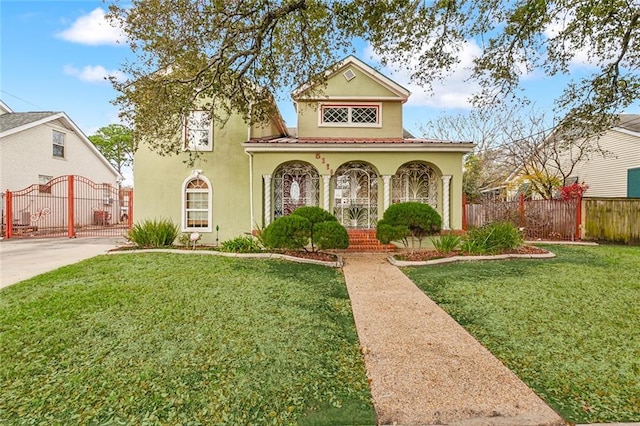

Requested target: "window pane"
[
  {"left": 53, "top": 131, "right": 64, "bottom": 145},
  {"left": 53, "top": 144, "right": 64, "bottom": 158},
  {"left": 351, "top": 107, "right": 378, "bottom": 123},
  {"left": 186, "top": 112, "right": 210, "bottom": 148},
  {"left": 322, "top": 107, "right": 348, "bottom": 123},
  {"left": 187, "top": 211, "right": 208, "bottom": 227}
]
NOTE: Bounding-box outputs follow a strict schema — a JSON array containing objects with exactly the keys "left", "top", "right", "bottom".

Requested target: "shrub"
[
  {"left": 126, "top": 218, "right": 179, "bottom": 247},
  {"left": 263, "top": 215, "right": 310, "bottom": 250},
  {"left": 264, "top": 207, "right": 348, "bottom": 252},
  {"left": 291, "top": 206, "right": 339, "bottom": 251},
  {"left": 219, "top": 235, "right": 263, "bottom": 253},
  {"left": 314, "top": 221, "right": 349, "bottom": 250},
  {"left": 431, "top": 232, "right": 461, "bottom": 254},
  {"left": 463, "top": 221, "right": 524, "bottom": 255},
  {"left": 376, "top": 202, "right": 442, "bottom": 251}
]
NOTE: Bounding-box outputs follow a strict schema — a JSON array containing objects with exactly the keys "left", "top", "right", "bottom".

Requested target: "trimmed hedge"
[
  {"left": 263, "top": 206, "right": 349, "bottom": 252},
  {"left": 376, "top": 202, "right": 442, "bottom": 249}
]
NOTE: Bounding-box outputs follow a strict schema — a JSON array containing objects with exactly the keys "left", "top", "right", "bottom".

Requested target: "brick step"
[
  {"left": 346, "top": 229, "right": 396, "bottom": 252},
  {"left": 345, "top": 244, "right": 397, "bottom": 252}
]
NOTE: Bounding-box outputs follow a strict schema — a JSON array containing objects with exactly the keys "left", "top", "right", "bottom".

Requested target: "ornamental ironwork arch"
[
  {"left": 273, "top": 162, "right": 319, "bottom": 219},
  {"left": 392, "top": 162, "right": 438, "bottom": 209},
  {"left": 333, "top": 162, "right": 378, "bottom": 228}
]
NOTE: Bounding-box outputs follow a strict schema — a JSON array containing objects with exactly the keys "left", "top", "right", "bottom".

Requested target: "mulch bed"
[{"left": 395, "top": 245, "right": 550, "bottom": 262}]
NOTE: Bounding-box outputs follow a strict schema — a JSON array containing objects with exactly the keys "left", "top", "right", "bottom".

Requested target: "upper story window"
[
  {"left": 184, "top": 111, "right": 212, "bottom": 151},
  {"left": 52, "top": 130, "right": 65, "bottom": 158},
  {"left": 319, "top": 104, "right": 381, "bottom": 127}
]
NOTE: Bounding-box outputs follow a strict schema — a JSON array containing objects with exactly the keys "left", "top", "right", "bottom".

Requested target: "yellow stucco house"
[{"left": 134, "top": 56, "right": 474, "bottom": 245}]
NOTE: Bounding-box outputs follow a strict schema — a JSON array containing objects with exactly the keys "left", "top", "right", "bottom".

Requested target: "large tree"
[
  {"left": 89, "top": 124, "right": 135, "bottom": 175},
  {"left": 107, "top": 0, "right": 639, "bottom": 156}
]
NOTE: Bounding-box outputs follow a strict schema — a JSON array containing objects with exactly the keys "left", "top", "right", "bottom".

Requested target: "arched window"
[
  {"left": 392, "top": 162, "right": 438, "bottom": 209},
  {"left": 272, "top": 162, "right": 319, "bottom": 219},
  {"left": 182, "top": 174, "right": 212, "bottom": 231}
]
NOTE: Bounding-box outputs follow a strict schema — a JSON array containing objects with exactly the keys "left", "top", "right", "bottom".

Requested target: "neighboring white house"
[
  {"left": 506, "top": 114, "right": 640, "bottom": 198},
  {"left": 0, "top": 100, "right": 121, "bottom": 191}
]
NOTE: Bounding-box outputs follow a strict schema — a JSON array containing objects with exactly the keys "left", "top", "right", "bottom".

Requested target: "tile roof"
[
  {"left": 245, "top": 136, "right": 471, "bottom": 145},
  {"left": 0, "top": 112, "right": 59, "bottom": 133}
]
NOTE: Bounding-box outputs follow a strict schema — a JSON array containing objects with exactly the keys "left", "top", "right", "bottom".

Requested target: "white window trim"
[
  {"left": 181, "top": 172, "right": 213, "bottom": 232},
  {"left": 52, "top": 130, "right": 65, "bottom": 158},
  {"left": 318, "top": 103, "right": 382, "bottom": 128},
  {"left": 183, "top": 111, "right": 213, "bottom": 152}
]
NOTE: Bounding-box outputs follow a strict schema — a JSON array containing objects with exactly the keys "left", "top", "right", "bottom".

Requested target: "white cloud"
[
  {"left": 64, "top": 65, "right": 127, "bottom": 83},
  {"left": 364, "top": 40, "right": 483, "bottom": 109},
  {"left": 57, "top": 8, "right": 126, "bottom": 46}
]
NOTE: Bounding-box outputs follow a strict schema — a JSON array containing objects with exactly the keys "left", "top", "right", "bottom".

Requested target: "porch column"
[
  {"left": 322, "top": 175, "right": 331, "bottom": 211},
  {"left": 263, "top": 174, "right": 272, "bottom": 226},
  {"left": 382, "top": 175, "right": 391, "bottom": 211},
  {"left": 441, "top": 175, "right": 452, "bottom": 230}
]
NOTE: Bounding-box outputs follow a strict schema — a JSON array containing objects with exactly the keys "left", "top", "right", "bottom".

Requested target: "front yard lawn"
[
  {"left": 0, "top": 253, "right": 375, "bottom": 425},
  {"left": 403, "top": 244, "right": 640, "bottom": 424}
]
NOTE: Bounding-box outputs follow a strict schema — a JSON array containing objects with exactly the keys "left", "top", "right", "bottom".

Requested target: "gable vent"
[{"left": 343, "top": 69, "right": 356, "bottom": 81}]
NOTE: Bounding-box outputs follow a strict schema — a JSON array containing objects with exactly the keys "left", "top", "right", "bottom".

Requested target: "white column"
[
  {"left": 441, "top": 175, "right": 452, "bottom": 230},
  {"left": 382, "top": 175, "right": 391, "bottom": 212},
  {"left": 323, "top": 175, "right": 331, "bottom": 211},
  {"left": 263, "top": 174, "right": 272, "bottom": 226}
]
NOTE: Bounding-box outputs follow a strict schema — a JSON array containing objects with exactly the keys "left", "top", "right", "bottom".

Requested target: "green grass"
[
  {"left": 403, "top": 244, "right": 640, "bottom": 424},
  {"left": 0, "top": 254, "right": 375, "bottom": 425}
]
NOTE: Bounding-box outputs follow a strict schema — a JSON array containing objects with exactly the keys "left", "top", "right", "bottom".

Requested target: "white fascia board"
[{"left": 244, "top": 143, "right": 474, "bottom": 153}]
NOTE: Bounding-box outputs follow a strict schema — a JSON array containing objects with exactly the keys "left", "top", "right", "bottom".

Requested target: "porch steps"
[{"left": 346, "top": 229, "right": 397, "bottom": 252}]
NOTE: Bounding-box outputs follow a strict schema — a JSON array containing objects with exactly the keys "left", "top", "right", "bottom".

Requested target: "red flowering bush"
[{"left": 560, "top": 182, "right": 589, "bottom": 201}]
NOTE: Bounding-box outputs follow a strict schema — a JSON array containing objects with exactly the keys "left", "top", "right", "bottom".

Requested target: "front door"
[{"left": 333, "top": 162, "right": 378, "bottom": 228}]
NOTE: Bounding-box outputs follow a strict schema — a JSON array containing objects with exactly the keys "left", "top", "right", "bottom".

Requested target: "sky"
[{"left": 2, "top": 1, "right": 637, "bottom": 185}]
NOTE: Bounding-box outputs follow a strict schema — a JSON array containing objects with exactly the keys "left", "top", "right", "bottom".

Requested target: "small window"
[
  {"left": 320, "top": 104, "right": 380, "bottom": 127},
  {"left": 184, "top": 177, "right": 211, "bottom": 230},
  {"left": 38, "top": 175, "right": 53, "bottom": 193},
  {"left": 184, "top": 111, "right": 212, "bottom": 151},
  {"left": 53, "top": 131, "right": 65, "bottom": 158}
]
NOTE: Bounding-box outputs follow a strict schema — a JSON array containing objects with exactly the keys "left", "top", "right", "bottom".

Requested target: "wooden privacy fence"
[
  {"left": 464, "top": 194, "right": 581, "bottom": 241},
  {"left": 3, "top": 175, "right": 133, "bottom": 239},
  {"left": 583, "top": 198, "right": 640, "bottom": 244}
]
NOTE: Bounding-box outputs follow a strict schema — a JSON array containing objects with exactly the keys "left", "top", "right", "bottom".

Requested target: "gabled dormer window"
[
  {"left": 184, "top": 111, "right": 212, "bottom": 151},
  {"left": 319, "top": 103, "right": 381, "bottom": 127}
]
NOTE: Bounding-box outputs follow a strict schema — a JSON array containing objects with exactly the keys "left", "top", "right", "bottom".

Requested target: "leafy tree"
[
  {"left": 108, "top": 0, "right": 639, "bottom": 158},
  {"left": 89, "top": 124, "right": 135, "bottom": 175}
]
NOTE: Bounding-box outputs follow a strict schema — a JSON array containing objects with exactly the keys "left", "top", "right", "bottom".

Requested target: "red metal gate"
[{"left": 3, "top": 175, "right": 132, "bottom": 239}]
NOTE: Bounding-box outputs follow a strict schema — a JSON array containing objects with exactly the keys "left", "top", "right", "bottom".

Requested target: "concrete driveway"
[{"left": 0, "top": 237, "right": 124, "bottom": 289}]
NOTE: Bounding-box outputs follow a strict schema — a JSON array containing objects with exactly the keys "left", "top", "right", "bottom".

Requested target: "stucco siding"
[
  {"left": 251, "top": 150, "right": 466, "bottom": 230},
  {"left": 297, "top": 101, "right": 403, "bottom": 139},
  {"left": 134, "top": 114, "right": 258, "bottom": 244},
  {"left": 1, "top": 119, "right": 118, "bottom": 191}
]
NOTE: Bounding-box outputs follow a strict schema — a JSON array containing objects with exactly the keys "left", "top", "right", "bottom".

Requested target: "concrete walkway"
[
  {"left": 342, "top": 253, "right": 566, "bottom": 426},
  {"left": 0, "top": 237, "right": 122, "bottom": 289}
]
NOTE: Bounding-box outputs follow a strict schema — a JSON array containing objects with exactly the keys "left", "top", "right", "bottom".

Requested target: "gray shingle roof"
[
  {"left": 0, "top": 112, "right": 59, "bottom": 133},
  {"left": 617, "top": 114, "right": 640, "bottom": 133}
]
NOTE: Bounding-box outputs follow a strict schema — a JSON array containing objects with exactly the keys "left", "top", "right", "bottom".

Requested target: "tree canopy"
[
  {"left": 108, "top": 0, "right": 639, "bottom": 155},
  {"left": 88, "top": 124, "right": 135, "bottom": 175}
]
